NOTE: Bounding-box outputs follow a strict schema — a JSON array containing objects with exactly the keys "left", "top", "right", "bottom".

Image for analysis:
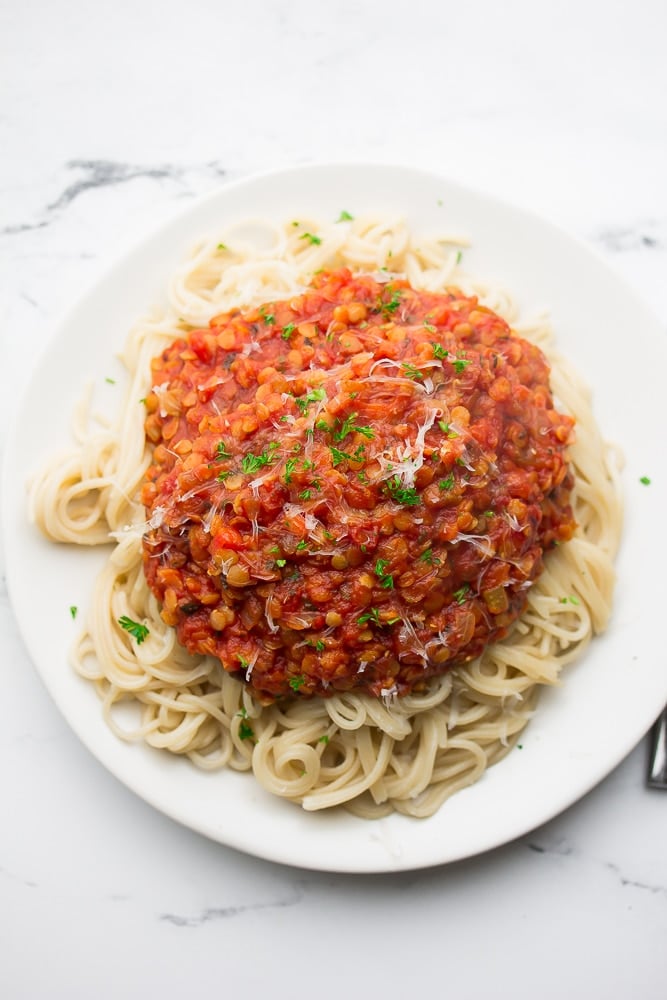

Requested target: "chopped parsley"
[
  {"left": 295, "top": 386, "right": 326, "bottom": 415},
  {"left": 242, "top": 447, "right": 276, "bottom": 474},
  {"left": 104, "top": 376, "right": 116, "bottom": 385},
  {"left": 418, "top": 547, "right": 440, "bottom": 565},
  {"left": 260, "top": 307, "right": 276, "bottom": 325},
  {"left": 281, "top": 323, "right": 296, "bottom": 340},
  {"left": 374, "top": 558, "right": 394, "bottom": 589},
  {"left": 118, "top": 616, "right": 149, "bottom": 644},
  {"left": 439, "top": 475, "right": 455, "bottom": 491},
  {"left": 401, "top": 362, "right": 424, "bottom": 381},
  {"left": 431, "top": 342, "right": 448, "bottom": 359},
  {"left": 318, "top": 734, "right": 330, "bottom": 744},
  {"left": 639, "top": 475, "right": 651, "bottom": 485},
  {"left": 453, "top": 355, "right": 472, "bottom": 374},
  {"left": 385, "top": 476, "right": 420, "bottom": 506},
  {"left": 357, "top": 608, "right": 382, "bottom": 627},
  {"left": 452, "top": 584, "right": 470, "bottom": 605},
  {"left": 298, "top": 487, "right": 316, "bottom": 500},
  {"left": 336, "top": 210, "right": 354, "bottom": 222},
  {"left": 217, "top": 242, "right": 228, "bottom": 251},
  {"left": 379, "top": 289, "right": 402, "bottom": 316},
  {"left": 283, "top": 458, "right": 298, "bottom": 485},
  {"left": 299, "top": 232, "right": 322, "bottom": 245},
  {"left": 289, "top": 675, "right": 306, "bottom": 691},
  {"left": 238, "top": 720, "right": 255, "bottom": 741},
  {"left": 333, "top": 412, "right": 375, "bottom": 443},
  {"left": 69, "top": 605, "right": 78, "bottom": 619},
  {"left": 214, "top": 440, "right": 232, "bottom": 460},
  {"left": 424, "top": 322, "right": 437, "bottom": 334},
  {"left": 559, "top": 595, "right": 580, "bottom": 605},
  {"left": 438, "top": 420, "right": 459, "bottom": 438},
  {"left": 329, "top": 445, "right": 353, "bottom": 467},
  {"left": 295, "top": 540, "right": 309, "bottom": 552},
  {"left": 456, "top": 250, "right": 463, "bottom": 265},
  {"left": 275, "top": 558, "right": 287, "bottom": 568}
]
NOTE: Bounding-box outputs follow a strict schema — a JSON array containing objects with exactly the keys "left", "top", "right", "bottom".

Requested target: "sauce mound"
[{"left": 141, "top": 270, "right": 575, "bottom": 701}]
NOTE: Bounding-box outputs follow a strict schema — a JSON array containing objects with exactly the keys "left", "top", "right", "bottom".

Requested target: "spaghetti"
[{"left": 29, "top": 215, "right": 622, "bottom": 818}]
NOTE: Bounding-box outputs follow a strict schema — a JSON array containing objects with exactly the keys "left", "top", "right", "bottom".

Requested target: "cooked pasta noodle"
[{"left": 29, "top": 215, "right": 622, "bottom": 818}]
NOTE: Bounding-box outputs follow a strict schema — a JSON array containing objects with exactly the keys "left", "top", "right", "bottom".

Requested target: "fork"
[{"left": 647, "top": 707, "right": 667, "bottom": 788}]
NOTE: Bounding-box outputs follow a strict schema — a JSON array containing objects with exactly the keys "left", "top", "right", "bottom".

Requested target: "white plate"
[{"left": 4, "top": 164, "right": 666, "bottom": 872}]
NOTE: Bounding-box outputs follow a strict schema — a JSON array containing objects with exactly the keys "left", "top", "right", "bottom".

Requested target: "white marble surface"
[{"left": 2, "top": 1, "right": 667, "bottom": 997}]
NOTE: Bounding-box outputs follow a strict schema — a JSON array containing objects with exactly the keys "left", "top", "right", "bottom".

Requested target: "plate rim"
[{"left": 4, "top": 162, "right": 667, "bottom": 873}]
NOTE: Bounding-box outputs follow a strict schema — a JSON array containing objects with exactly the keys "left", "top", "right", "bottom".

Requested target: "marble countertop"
[{"left": 2, "top": 1, "right": 666, "bottom": 997}]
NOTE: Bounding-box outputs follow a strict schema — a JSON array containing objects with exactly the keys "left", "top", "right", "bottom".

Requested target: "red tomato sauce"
[{"left": 141, "top": 270, "right": 575, "bottom": 701}]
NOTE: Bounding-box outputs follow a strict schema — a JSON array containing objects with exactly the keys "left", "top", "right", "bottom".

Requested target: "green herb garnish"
[
  {"left": 357, "top": 608, "right": 382, "bottom": 626},
  {"left": 452, "top": 355, "right": 472, "bottom": 374},
  {"left": 238, "top": 720, "right": 255, "bottom": 740},
  {"left": 295, "top": 386, "right": 326, "bottom": 415},
  {"left": 242, "top": 448, "right": 276, "bottom": 474},
  {"left": 385, "top": 476, "right": 420, "bottom": 506},
  {"left": 299, "top": 232, "right": 322, "bottom": 245},
  {"left": 374, "top": 558, "right": 394, "bottom": 589},
  {"left": 401, "top": 362, "right": 424, "bottom": 381},
  {"left": 334, "top": 412, "right": 374, "bottom": 443},
  {"left": 438, "top": 420, "right": 458, "bottom": 438},
  {"left": 379, "top": 289, "right": 402, "bottom": 316},
  {"left": 329, "top": 445, "right": 353, "bottom": 467},
  {"left": 118, "top": 616, "right": 149, "bottom": 644}
]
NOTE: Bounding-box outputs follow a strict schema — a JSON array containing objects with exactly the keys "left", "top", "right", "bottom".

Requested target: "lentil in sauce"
[{"left": 141, "top": 270, "right": 575, "bottom": 701}]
